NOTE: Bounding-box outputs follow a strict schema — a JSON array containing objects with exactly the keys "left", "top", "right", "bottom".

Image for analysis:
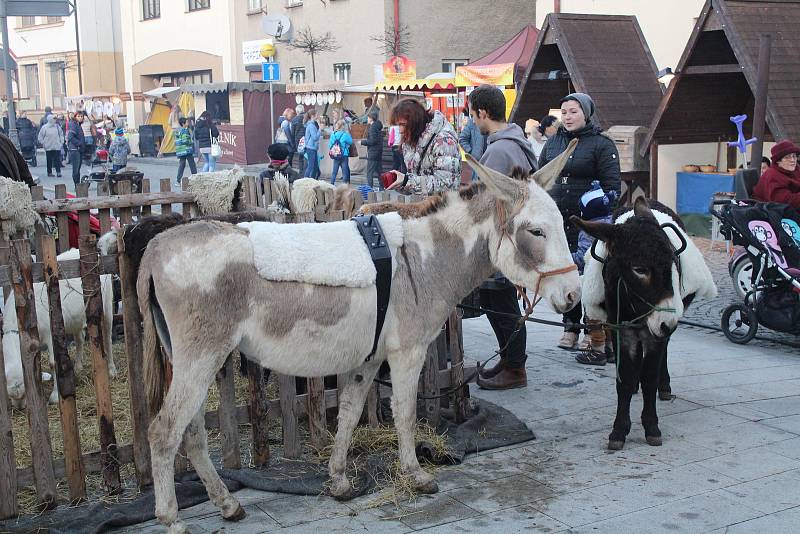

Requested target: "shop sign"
[
  {"left": 383, "top": 55, "right": 416, "bottom": 83},
  {"left": 242, "top": 39, "right": 275, "bottom": 66}
]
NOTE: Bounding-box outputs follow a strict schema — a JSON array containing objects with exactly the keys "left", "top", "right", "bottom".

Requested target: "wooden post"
[
  {"left": 278, "top": 374, "right": 301, "bottom": 458},
  {"left": 448, "top": 311, "right": 468, "bottom": 423},
  {"left": 76, "top": 183, "right": 90, "bottom": 238},
  {"left": 307, "top": 376, "right": 326, "bottom": 447},
  {"left": 30, "top": 186, "right": 47, "bottom": 258},
  {"left": 649, "top": 140, "right": 659, "bottom": 201},
  {"left": 96, "top": 183, "right": 112, "bottom": 236},
  {"left": 364, "top": 383, "right": 379, "bottom": 428},
  {"left": 215, "top": 354, "right": 240, "bottom": 469},
  {"left": 79, "top": 235, "right": 122, "bottom": 493},
  {"left": 367, "top": 191, "right": 377, "bottom": 204},
  {"left": 422, "top": 335, "right": 441, "bottom": 427},
  {"left": 54, "top": 184, "right": 70, "bottom": 254},
  {"left": 116, "top": 197, "right": 152, "bottom": 487},
  {"left": 160, "top": 179, "right": 172, "bottom": 215},
  {"left": 181, "top": 177, "right": 192, "bottom": 217},
  {"left": 246, "top": 359, "right": 270, "bottom": 467},
  {"left": 750, "top": 33, "right": 772, "bottom": 169},
  {"left": 0, "top": 319, "right": 18, "bottom": 519},
  {"left": 10, "top": 239, "right": 57, "bottom": 509},
  {"left": 42, "top": 236, "right": 86, "bottom": 502},
  {"left": 140, "top": 180, "right": 152, "bottom": 217}
]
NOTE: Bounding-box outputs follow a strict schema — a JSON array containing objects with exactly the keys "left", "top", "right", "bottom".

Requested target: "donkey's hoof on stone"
[
  {"left": 414, "top": 477, "right": 439, "bottom": 494},
  {"left": 223, "top": 504, "right": 246, "bottom": 522},
  {"left": 329, "top": 476, "right": 353, "bottom": 500},
  {"left": 607, "top": 439, "right": 625, "bottom": 451},
  {"left": 646, "top": 435, "right": 663, "bottom": 446}
]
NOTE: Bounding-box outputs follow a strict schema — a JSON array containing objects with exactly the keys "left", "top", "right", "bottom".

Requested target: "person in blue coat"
[
  {"left": 459, "top": 109, "right": 485, "bottom": 181},
  {"left": 303, "top": 109, "right": 321, "bottom": 179},
  {"left": 329, "top": 120, "right": 353, "bottom": 184}
]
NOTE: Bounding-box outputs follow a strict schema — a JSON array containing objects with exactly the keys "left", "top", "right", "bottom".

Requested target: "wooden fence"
[{"left": 0, "top": 176, "right": 473, "bottom": 519}]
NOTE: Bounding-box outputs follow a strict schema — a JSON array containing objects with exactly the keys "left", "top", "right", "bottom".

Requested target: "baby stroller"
[{"left": 711, "top": 200, "right": 800, "bottom": 343}]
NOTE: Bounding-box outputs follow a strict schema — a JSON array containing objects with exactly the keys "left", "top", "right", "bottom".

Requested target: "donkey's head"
[
  {"left": 467, "top": 140, "right": 580, "bottom": 314},
  {"left": 572, "top": 198, "right": 679, "bottom": 338}
]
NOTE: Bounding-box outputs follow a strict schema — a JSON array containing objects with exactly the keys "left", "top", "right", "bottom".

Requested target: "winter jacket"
[
  {"left": 290, "top": 114, "right": 305, "bottom": 150},
  {"left": 174, "top": 127, "right": 194, "bottom": 157},
  {"left": 360, "top": 119, "right": 384, "bottom": 160},
  {"left": 304, "top": 120, "right": 320, "bottom": 151},
  {"left": 108, "top": 136, "right": 130, "bottom": 167},
  {"left": 260, "top": 162, "right": 300, "bottom": 184},
  {"left": 459, "top": 118, "right": 485, "bottom": 160},
  {"left": 329, "top": 130, "right": 353, "bottom": 157},
  {"left": 753, "top": 164, "right": 800, "bottom": 210},
  {"left": 539, "top": 124, "right": 621, "bottom": 249},
  {"left": 37, "top": 117, "right": 64, "bottom": 151},
  {"left": 479, "top": 123, "right": 539, "bottom": 290},
  {"left": 401, "top": 111, "right": 461, "bottom": 195},
  {"left": 194, "top": 119, "right": 219, "bottom": 149},
  {"left": 66, "top": 120, "right": 85, "bottom": 151}
]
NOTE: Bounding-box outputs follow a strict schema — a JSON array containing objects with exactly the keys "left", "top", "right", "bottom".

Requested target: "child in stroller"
[{"left": 712, "top": 200, "right": 800, "bottom": 343}]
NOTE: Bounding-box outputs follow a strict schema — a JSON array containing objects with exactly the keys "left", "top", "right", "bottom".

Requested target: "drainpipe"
[
  {"left": 74, "top": 0, "right": 83, "bottom": 94},
  {"left": 393, "top": 0, "right": 399, "bottom": 54},
  {"left": 554, "top": 0, "right": 561, "bottom": 13}
]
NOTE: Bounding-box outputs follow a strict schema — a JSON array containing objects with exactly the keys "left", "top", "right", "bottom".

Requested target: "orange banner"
[
  {"left": 383, "top": 55, "right": 417, "bottom": 83},
  {"left": 455, "top": 63, "right": 515, "bottom": 87}
]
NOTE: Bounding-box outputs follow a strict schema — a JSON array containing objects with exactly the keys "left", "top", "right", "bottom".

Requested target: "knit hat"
[
  {"left": 579, "top": 181, "right": 618, "bottom": 221},
  {"left": 267, "top": 143, "right": 289, "bottom": 161},
  {"left": 560, "top": 92, "right": 596, "bottom": 121},
  {"left": 771, "top": 140, "right": 800, "bottom": 163},
  {"left": 114, "top": 128, "right": 124, "bottom": 136}
]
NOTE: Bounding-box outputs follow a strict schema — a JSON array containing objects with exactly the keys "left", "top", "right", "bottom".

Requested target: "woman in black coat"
[
  {"left": 539, "top": 92, "right": 621, "bottom": 359},
  {"left": 194, "top": 111, "right": 220, "bottom": 172}
]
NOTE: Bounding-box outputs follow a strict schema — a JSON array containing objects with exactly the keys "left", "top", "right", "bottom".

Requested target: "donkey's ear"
[
  {"left": 633, "top": 196, "right": 656, "bottom": 221},
  {"left": 531, "top": 138, "right": 579, "bottom": 191},
  {"left": 466, "top": 153, "right": 526, "bottom": 204},
  {"left": 569, "top": 215, "right": 617, "bottom": 243}
]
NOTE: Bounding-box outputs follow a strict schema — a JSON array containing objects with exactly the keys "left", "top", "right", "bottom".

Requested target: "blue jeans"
[
  {"left": 112, "top": 164, "right": 125, "bottom": 173},
  {"left": 304, "top": 148, "right": 320, "bottom": 178},
  {"left": 330, "top": 157, "right": 350, "bottom": 184},
  {"left": 69, "top": 149, "right": 82, "bottom": 185},
  {"left": 202, "top": 152, "right": 217, "bottom": 172}
]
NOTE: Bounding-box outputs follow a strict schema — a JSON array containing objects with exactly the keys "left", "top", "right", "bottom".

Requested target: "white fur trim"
[
  {"left": 187, "top": 167, "right": 244, "bottom": 215},
  {"left": 239, "top": 212, "right": 403, "bottom": 288}
]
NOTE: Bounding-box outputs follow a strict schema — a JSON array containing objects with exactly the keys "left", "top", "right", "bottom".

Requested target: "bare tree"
[
  {"left": 370, "top": 22, "right": 412, "bottom": 57},
  {"left": 288, "top": 26, "right": 339, "bottom": 83}
]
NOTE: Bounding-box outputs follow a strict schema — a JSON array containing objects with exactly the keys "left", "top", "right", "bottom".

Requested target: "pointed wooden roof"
[
  {"left": 644, "top": 0, "right": 800, "bottom": 149},
  {"left": 510, "top": 13, "right": 663, "bottom": 130}
]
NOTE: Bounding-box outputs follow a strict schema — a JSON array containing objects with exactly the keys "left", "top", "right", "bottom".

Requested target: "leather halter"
[{"left": 352, "top": 215, "right": 392, "bottom": 361}]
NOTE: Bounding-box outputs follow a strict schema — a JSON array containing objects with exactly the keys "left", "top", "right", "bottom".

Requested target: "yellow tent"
[{"left": 148, "top": 91, "right": 195, "bottom": 155}]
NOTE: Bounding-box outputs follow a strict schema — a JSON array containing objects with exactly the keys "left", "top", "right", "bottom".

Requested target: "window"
[
  {"left": 23, "top": 64, "right": 40, "bottom": 110},
  {"left": 48, "top": 62, "right": 67, "bottom": 109},
  {"left": 441, "top": 59, "right": 468, "bottom": 73},
  {"left": 247, "top": 0, "right": 264, "bottom": 12},
  {"left": 290, "top": 67, "right": 306, "bottom": 84},
  {"left": 46, "top": 16, "right": 62, "bottom": 24},
  {"left": 286, "top": 0, "right": 303, "bottom": 7},
  {"left": 333, "top": 63, "right": 351, "bottom": 84},
  {"left": 188, "top": 0, "right": 210, "bottom": 11},
  {"left": 143, "top": 0, "right": 160, "bottom": 20},
  {"left": 19, "top": 16, "right": 36, "bottom": 27}
]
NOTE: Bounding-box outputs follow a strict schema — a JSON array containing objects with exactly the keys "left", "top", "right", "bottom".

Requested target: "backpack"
[
  {"left": 328, "top": 135, "right": 343, "bottom": 160},
  {"left": 297, "top": 136, "right": 306, "bottom": 152}
]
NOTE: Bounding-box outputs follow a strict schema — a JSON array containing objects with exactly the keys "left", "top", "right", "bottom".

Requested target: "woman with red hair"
[{"left": 387, "top": 99, "right": 461, "bottom": 195}]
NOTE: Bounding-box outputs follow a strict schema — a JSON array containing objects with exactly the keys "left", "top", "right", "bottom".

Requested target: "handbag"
[
  {"left": 210, "top": 129, "right": 222, "bottom": 158},
  {"left": 348, "top": 142, "right": 358, "bottom": 158}
]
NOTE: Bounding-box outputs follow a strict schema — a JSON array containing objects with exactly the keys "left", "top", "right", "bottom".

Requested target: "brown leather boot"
[
  {"left": 479, "top": 358, "right": 506, "bottom": 379},
  {"left": 477, "top": 367, "right": 527, "bottom": 390}
]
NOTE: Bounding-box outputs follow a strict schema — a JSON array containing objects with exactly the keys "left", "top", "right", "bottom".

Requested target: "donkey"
[
  {"left": 572, "top": 198, "right": 716, "bottom": 451},
  {"left": 137, "top": 141, "right": 580, "bottom": 533}
]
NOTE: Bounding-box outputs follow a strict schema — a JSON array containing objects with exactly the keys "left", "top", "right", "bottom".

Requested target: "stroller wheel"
[
  {"left": 731, "top": 256, "right": 754, "bottom": 300},
  {"left": 721, "top": 303, "right": 758, "bottom": 344}
]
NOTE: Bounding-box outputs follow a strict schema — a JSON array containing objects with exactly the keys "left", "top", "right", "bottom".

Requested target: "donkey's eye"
[
  {"left": 528, "top": 228, "right": 545, "bottom": 238},
  {"left": 632, "top": 266, "right": 649, "bottom": 277}
]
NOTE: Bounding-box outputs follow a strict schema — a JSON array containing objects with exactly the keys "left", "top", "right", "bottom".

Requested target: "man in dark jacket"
[
  {"left": 259, "top": 143, "right": 300, "bottom": 184},
  {"left": 539, "top": 92, "right": 620, "bottom": 360},
  {"left": 361, "top": 110, "right": 383, "bottom": 189},
  {"left": 66, "top": 112, "right": 86, "bottom": 187},
  {"left": 469, "top": 84, "right": 539, "bottom": 391},
  {"left": 290, "top": 105, "right": 305, "bottom": 171}
]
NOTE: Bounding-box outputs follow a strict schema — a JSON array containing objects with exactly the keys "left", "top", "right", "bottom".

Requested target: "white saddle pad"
[{"left": 238, "top": 212, "right": 403, "bottom": 288}]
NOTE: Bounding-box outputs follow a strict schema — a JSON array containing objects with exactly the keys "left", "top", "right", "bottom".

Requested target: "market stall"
[{"left": 183, "top": 82, "right": 295, "bottom": 165}]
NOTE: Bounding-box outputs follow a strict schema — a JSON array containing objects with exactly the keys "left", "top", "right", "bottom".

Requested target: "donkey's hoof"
[
  {"left": 223, "top": 503, "right": 246, "bottom": 522},
  {"left": 607, "top": 439, "right": 625, "bottom": 451},
  {"left": 166, "top": 521, "right": 189, "bottom": 534},
  {"left": 413, "top": 473, "right": 439, "bottom": 494},
  {"left": 329, "top": 475, "right": 353, "bottom": 501},
  {"left": 646, "top": 435, "right": 663, "bottom": 446}
]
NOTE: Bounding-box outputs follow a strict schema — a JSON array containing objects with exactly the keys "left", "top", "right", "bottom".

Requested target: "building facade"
[{"left": 5, "top": 0, "right": 124, "bottom": 119}]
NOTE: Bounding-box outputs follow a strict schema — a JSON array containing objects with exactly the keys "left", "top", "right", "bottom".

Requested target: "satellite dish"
[{"left": 261, "top": 14, "right": 292, "bottom": 41}]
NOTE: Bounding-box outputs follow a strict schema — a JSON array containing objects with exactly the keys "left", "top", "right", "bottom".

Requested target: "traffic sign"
[
  {"left": 262, "top": 62, "right": 280, "bottom": 82},
  {"left": 6, "top": 0, "right": 73, "bottom": 16}
]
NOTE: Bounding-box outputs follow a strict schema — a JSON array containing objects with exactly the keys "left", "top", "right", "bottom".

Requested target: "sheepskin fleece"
[
  {"left": 187, "top": 167, "right": 243, "bottom": 215},
  {"left": 582, "top": 209, "right": 717, "bottom": 321},
  {"left": 0, "top": 176, "right": 38, "bottom": 239},
  {"left": 239, "top": 212, "right": 403, "bottom": 288},
  {"left": 291, "top": 178, "right": 334, "bottom": 214}
]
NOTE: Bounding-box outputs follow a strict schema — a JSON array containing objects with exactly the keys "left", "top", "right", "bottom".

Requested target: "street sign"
[
  {"left": 262, "top": 62, "right": 280, "bottom": 82},
  {"left": 6, "top": 0, "right": 73, "bottom": 16}
]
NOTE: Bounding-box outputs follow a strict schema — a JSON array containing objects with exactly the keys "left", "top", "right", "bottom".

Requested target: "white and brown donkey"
[{"left": 136, "top": 140, "right": 580, "bottom": 533}]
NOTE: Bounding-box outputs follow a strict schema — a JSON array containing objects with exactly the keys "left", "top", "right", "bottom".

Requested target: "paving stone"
[
  {"left": 694, "top": 447, "right": 800, "bottom": 482},
  {"left": 715, "top": 505, "right": 800, "bottom": 533},
  {"left": 184, "top": 505, "right": 280, "bottom": 533},
  {"left": 740, "top": 396, "right": 800, "bottom": 418},
  {"left": 670, "top": 420, "right": 798, "bottom": 453},
  {"left": 415, "top": 503, "right": 569, "bottom": 533},
  {"left": 255, "top": 495, "right": 354, "bottom": 527},
  {"left": 390, "top": 493, "right": 480, "bottom": 530},
  {"left": 446, "top": 474, "right": 554, "bottom": 513},
  {"left": 721, "top": 469, "right": 800, "bottom": 514},
  {"left": 762, "top": 436, "right": 800, "bottom": 460}
]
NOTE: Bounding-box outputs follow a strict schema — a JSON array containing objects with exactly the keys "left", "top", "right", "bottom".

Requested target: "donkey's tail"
[{"left": 137, "top": 253, "right": 167, "bottom": 417}]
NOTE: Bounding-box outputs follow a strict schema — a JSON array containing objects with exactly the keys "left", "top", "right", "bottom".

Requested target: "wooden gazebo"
[{"left": 644, "top": 0, "right": 800, "bottom": 197}]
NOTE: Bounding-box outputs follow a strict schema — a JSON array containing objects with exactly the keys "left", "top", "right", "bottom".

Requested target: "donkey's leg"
[
  {"left": 658, "top": 337, "right": 673, "bottom": 400},
  {"left": 387, "top": 345, "right": 437, "bottom": 493},
  {"left": 608, "top": 337, "right": 643, "bottom": 451},
  {"left": 328, "top": 358, "right": 383, "bottom": 499},
  {"left": 183, "top": 406, "right": 244, "bottom": 521},
  {"left": 149, "top": 355, "right": 222, "bottom": 534},
  {"left": 641, "top": 340, "right": 667, "bottom": 446}
]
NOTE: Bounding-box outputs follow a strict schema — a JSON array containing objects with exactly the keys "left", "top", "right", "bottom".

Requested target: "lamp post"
[{"left": 0, "top": 0, "right": 19, "bottom": 148}]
